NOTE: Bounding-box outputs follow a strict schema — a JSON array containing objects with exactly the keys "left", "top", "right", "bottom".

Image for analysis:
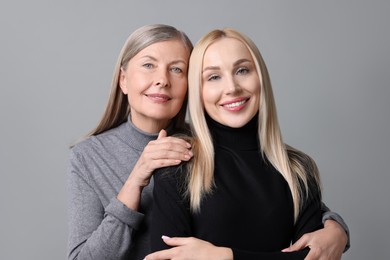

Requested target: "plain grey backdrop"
[{"left": 1, "top": 0, "right": 389, "bottom": 259}]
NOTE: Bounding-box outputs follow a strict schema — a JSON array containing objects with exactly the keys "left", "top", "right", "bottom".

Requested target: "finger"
[
  {"left": 152, "top": 136, "right": 191, "bottom": 149},
  {"left": 161, "top": 236, "right": 190, "bottom": 247},
  {"left": 144, "top": 144, "right": 193, "bottom": 162},
  {"left": 142, "top": 149, "right": 192, "bottom": 167},
  {"left": 282, "top": 234, "right": 310, "bottom": 252},
  {"left": 146, "top": 141, "right": 191, "bottom": 156},
  {"left": 145, "top": 248, "right": 175, "bottom": 260},
  {"left": 157, "top": 129, "right": 167, "bottom": 140}
]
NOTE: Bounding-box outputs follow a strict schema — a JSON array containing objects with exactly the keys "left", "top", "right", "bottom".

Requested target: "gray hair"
[{"left": 87, "top": 24, "right": 193, "bottom": 137}]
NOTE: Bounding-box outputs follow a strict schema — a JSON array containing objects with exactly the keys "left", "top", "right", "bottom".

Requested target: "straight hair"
[
  {"left": 186, "top": 28, "right": 321, "bottom": 221},
  {"left": 87, "top": 24, "right": 193, "bottom": 138}
]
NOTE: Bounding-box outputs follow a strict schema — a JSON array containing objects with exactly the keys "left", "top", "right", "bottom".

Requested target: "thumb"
[
  {"left": 157, "top": 129, "right": 167, "bottom": 139},
  {"left": 282, "top": 236, "right": 308, "bottom": 252}
]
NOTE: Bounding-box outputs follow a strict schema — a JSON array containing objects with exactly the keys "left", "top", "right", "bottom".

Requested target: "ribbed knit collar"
[
  {"left": 122, "top": 116, "right": 175, "bottom": 151},
  {"left": 206, "top": 113, "right": 260, "bottom": 151}
]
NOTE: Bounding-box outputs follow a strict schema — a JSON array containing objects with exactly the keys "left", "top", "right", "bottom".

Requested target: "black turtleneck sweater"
[{"left": 151, "top": 115, "right": 323, "bottom": 259}]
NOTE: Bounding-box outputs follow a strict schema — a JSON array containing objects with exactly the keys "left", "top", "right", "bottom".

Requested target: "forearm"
[
  {"left": 117, "top": 175, "right": 143, "bottom": 211},
  {"left": 68, "top": 198, "right": 143, "bottom": 260},
  {"left": 321, "top": 203, "right": 350, "bottom": 252}
]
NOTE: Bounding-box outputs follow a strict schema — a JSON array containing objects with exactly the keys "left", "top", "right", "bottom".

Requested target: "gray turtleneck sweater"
[{"left": 67, "top": 119, "right": 164, "bottom": 260}]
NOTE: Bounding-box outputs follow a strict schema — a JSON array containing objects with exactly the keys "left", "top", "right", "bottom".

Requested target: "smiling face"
[
  {"left": 201, "top": 37, "right": 260, "bottom": 128},
  {"left": 120, "top": 39, "right": 190, "bottom": 132}
]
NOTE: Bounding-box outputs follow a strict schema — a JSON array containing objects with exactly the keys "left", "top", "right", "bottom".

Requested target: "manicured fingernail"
[{"left": 162, "top": 235, "right": 171, "bottom": 240}]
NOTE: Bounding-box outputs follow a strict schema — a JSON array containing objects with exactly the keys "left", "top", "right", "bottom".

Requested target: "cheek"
[
  {"left": 201, "top": 91, "right": 216, "bottom": 113},
  {"left": 171, "top": 75, "right": 187, "bottom": 88},
  {"left": 249, "top": 77, "right": 261, "bottom": 98},
  {"left": 202, "top": 86, "right": 220, "bottom": 105}
]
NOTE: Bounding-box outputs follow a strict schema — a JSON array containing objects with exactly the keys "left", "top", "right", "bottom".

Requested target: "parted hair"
[
  {"left": 186, "top": 28, "right": 321, "bottom": 221},
  {"left": 87, "top": 24, "right": 193, "bottom": 137}
]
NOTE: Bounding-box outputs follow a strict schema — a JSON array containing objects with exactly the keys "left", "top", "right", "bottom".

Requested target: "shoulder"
[
  {"left": 71, "top": 124, "right": 126, "bottom": 156},
  {"left": 154, "top": 163, "right": 189, "bottom": 195},
  {"left": 286, "top": 145, "right": 322, "bottom": 203},
  {"left": 287, "top": 145, "right": 319, "bottom": 181}
]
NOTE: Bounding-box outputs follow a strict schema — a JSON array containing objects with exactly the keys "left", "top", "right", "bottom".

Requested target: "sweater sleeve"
[
  {"left": 150, "top": 166, "right": 192, "bottom": 251},
  {"left": 67, "top": 149, "right": 144, "bottom": 260},
  {"left": 232, "top": 183, "right": 323, "bottom": 260}
]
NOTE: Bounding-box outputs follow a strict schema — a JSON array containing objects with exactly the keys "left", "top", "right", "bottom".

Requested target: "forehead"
[
  {"left": 135, "top": 39, "right": 190, "bottom": 61},
  {"left": 203, "top": 37, "right": 253, "bottom": 66}
]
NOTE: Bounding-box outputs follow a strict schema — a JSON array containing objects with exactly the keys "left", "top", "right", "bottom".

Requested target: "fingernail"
[
  {"left": 186, "top": 142, "right": 191, "bottom": 148},
  {"left": 162, "top": 235, "right": 171, "bottom": 240}
]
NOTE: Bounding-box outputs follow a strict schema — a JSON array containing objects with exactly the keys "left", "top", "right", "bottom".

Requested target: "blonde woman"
[{"left": 148, "top": 29, "right": 349, "bottom": 259}]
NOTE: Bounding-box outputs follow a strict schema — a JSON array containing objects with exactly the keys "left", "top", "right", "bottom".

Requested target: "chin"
[{"left": 223, "top": 121, "right": 248, "bottom": 128}]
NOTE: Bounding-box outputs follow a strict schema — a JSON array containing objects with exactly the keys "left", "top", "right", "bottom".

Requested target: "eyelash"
[
  {"left": 143, "top": 63, "right": 153, "bottom": 69},
  {"left": 170, "top": 67, "right": 183, "bottom": 73},
  {"left": 207, "top": 74, "right": 220, "bottom": 81},
  {"left": 236, "top": 67, "right": 249, "bottom": 75},
  {"left": 142, "top": 64, "right": 183, "bottom": 74},
  {"left": 206, "top": 67, "right": 249, "bottom": 81}
]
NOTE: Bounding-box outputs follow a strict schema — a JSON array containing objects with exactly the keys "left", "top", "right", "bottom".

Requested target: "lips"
[
  {"left": 220, "top": 98, "right": 249, "bottom": 111},
  {"left": 145, "top": 93, "right": 172, "bottom": 103}
]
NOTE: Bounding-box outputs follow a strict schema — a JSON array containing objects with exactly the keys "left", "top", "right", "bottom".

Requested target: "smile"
[
  {"left": 220, "top": 98, "right": 250, "bottom": 111},
  {"left": 145, "top": 94, "right": 171, "bottom": 100},
  {"left": 224, "top": 99, "right": 248, "bottom": 108}
]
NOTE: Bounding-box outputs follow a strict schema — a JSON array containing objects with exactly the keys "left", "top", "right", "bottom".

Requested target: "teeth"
[{"left": 225, "top": 100, "right": 246, "bottom": 108}]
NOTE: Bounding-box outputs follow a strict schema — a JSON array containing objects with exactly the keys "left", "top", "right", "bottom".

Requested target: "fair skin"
[
  {"left": 117, "top": 39, "right": 193, "bottom": 210},
  {"left": 202, "top": 37, "right": 260, "bottom": 128},
  {"left": 283, "top": 220, "right": 347, "bottom": 260},
  {"left": 119, "top": 40, "right": 189, "bottom": 133},
  {"left": 145, "top": 37, "right": 347, "bottom": 259}
]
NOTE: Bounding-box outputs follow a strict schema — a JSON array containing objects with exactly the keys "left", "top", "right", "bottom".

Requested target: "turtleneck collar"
[
  {"left": 122, "top": 115, "right": 175, "bottom": 151},
  {"left": 206, "top": 113, "right": 260, "bottom": 151}
]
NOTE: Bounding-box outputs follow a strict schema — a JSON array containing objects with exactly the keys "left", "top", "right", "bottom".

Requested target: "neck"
[
  {"left": 206, "top": 113, "right": 259, "bottom": 150},
  {"left": 131, "top": 114, "right": 171, "bottom": 133}
]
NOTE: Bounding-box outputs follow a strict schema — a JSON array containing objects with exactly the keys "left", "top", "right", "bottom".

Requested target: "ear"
[{"left": 119, "top": 68, "right": 128, "bottom": 95}]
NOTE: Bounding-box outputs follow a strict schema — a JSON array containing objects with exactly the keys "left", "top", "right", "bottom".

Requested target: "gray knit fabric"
[{"left": 67, "top": 119, "right": 164, "bottom": 260}]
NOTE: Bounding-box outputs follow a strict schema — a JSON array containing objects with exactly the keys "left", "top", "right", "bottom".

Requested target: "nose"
[
  {"left": 155, "top": 69, "right": 169, "bottom": 88},
  {"left": 224, "top": 76, "right": 240, "bottom": 95}
]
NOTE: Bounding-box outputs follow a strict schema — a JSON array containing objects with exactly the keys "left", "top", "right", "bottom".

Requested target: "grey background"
[{"left": 1, "top": 0, "right": 389, "bottom": 259}]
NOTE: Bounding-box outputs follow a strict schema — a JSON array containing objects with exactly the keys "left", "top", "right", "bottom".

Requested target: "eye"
[
  {"left": 236, "top": 67, "right": 249, "bottom": 75},
  {"left": 143, "top": 63, "right": 154, "bottom": 69},
  {"left": 207, "top": 74, "right": 220, "bottom": 81},
  {"left": 170, "top": 67, "right": 183, "bottom": 73}
]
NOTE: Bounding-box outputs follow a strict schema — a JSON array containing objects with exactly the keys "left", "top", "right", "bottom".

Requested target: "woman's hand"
[
  {"left": 144, "top": 236, "right": 233, "bottom": 260},
  {"left": 282, "top": 220, "right": 347, "bottom": 260},
  {"left": 117, "top": 130, "right": 193, "bottom": 210}
]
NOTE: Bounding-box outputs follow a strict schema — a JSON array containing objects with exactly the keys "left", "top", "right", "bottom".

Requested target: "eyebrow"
[
  {"left": 202, "top": 58, "right": 252, "bottom": 73},
  {"left": 140, "top": 55, "right": 187, "bottom": 65}
]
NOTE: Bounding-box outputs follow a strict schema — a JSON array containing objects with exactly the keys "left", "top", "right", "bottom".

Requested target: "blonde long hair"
[
  {"left": 187, "top": 28, "right": 321, "bottom": 221},
  {"left": 87, "top": 24, "right": 193, "bottom": 137}
]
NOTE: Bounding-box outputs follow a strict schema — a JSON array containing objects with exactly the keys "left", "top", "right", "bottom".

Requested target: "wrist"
[
  {"left": 217, "top": 247, "right": 233, "bottom": 260},
  {"left": 324, "top": 219, "right": 348, "bottom": 250},
  {"left": 117, "top": 179, "right": 143, "bottom": 211}
]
